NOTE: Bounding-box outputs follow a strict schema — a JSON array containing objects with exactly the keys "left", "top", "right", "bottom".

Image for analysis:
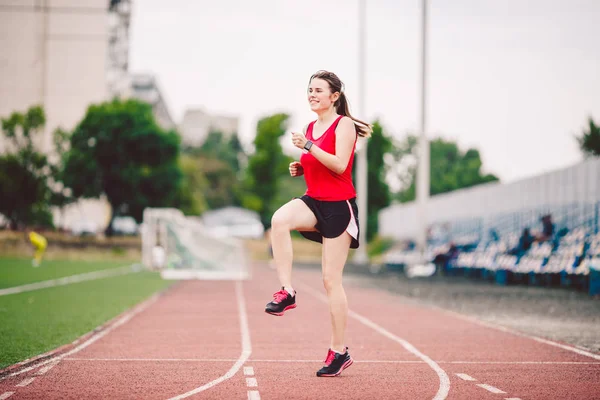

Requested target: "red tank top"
[{"left": 300, "top": 115, "right": 357, "bottom": 201}]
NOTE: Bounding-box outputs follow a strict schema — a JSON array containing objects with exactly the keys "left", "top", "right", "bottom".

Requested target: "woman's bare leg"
[
  {"left": 322, "top": 232, "right": 352, "bottom": 353},
  {"left": 270, "top": 198, "right": 317, "bottom": 288}
]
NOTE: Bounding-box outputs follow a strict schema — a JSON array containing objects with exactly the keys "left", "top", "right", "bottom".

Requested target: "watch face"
[{"left": 304, "top": 141, "right": 313, "bottom": 151}]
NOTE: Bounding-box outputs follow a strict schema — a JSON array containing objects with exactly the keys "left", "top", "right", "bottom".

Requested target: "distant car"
[
  {"left": 112, "top": 216, "right": 138, "bottom": 235},
  {"left": 71, "top": 219, "right": 98, "bottom": 236},
  {"left": 201, "top": 207, "right": 264, "bottom": 239}
]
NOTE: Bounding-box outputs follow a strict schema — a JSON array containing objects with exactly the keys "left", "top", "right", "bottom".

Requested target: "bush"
[{"left": 367, "top": 235, "right": 395, "bottom": 258}]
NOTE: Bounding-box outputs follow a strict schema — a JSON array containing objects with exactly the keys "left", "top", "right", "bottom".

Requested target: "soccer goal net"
[{"left": 141, "top": 208, "right": 249, "bottom": 280}]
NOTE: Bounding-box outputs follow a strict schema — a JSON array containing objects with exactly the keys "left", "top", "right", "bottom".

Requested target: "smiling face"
[{"left": 307, "top": 77, "right": 339, "bottom": 112}]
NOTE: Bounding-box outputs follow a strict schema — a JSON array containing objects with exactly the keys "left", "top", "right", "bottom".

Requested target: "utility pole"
[
  {"left": 353, "top": 0, "right": 369, "bottom": 265},
  {"left": 416, "top": 0, "right": 430, "bottom": 260}
]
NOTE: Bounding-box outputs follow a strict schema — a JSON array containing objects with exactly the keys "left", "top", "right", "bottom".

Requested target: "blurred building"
[
  {"left": 179, "top": 108, "right": 239, "bottom": 147},
  {"left": 0, "top": 1, "right": 180, "bottom": 234},
  {"left": 0, "top": 1, "right": 135, "bottom": 233},
  {"left": 107, "top": 0, "right": 132, "bottom": 98},
  {"left": 127, "top": 73, "right": 175, "bottom": 130},
  {"left": 0, "top": 0, "right": 109, "bottom": 154}
]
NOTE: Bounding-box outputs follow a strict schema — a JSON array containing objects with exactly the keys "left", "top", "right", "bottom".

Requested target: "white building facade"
[
  {"left": 0, "top": 0, "right": 109, "bottom": 154},
  {"left": 179, "top": 108, "right": 239, "bottom": 147}
]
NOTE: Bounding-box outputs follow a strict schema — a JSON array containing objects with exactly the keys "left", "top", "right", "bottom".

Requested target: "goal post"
[{"left": 141, "top": 208, "right": 249, "bottom": 280}]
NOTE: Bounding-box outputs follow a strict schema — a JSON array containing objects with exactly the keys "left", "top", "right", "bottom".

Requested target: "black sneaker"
[
  {"left": 265, "top": 287, "right": 296, "bottom": 316},
  {"left": 316, "top": 349, "right": 353, "bottom": 377},
  {"left": 322, "top": 347, "right": 349, "bottom": 366}
]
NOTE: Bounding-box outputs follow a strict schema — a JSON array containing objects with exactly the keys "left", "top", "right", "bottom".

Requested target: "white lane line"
[
  {"left": 35, "top": 361, "right": 59, "bottom": 376},
  {"left": 0, "top": 392, "right": 14, "bottom": 400},
  {"left": 0, "top": 264, "right": 142, "bottom": 296},
  {"left": 477, "top": 384, "right": 507, "bottom": 394},
  {"left": 399, "top": 298, "right": 600, "bottom": 361},
  {"left": 252, "top": 359, "right": 424, "bottom": 363},
  {"left": 64, "top": 358, "right": 240, "bottom": 362},
  {"left": 247, "top": 391, "right": 261, "bottom": 400},
  {"left": 444, "top": 361, "right": 600, "bottom": 365},
  {"left": 297, "top": 281, "right": 450, "bottom": 400},
  {"left": 1, "top": 290, "right": 161, "bottom": 381},
  {"left": 167, "top": 280, "right": 252, "bottom": 400},
  {"left": 243, "top": 366, "right": 254, "bottom": 376},
  {"left": 16, "top": 377, "right": 35, "bottom": 387},
  {"left": 246, "top": 377, "right": 258, "bottom": 387},
  {"left": 455, "top": 373, "right": 476, "bottom": 381},
  {"left": 60, "top": 357, "right": 600, "bottom": 365},
  {"left": 505, "top": 398, "right": 522, "bottom": 400}
]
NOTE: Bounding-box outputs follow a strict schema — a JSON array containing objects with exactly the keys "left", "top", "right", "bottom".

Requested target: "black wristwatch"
[{"left": 303, "top": 140, "right": 313, "bottom": 152}]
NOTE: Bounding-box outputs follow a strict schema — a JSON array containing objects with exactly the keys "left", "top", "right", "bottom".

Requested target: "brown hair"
[{"left": 309, "top": 70, "right": 372, "bottom": 138}]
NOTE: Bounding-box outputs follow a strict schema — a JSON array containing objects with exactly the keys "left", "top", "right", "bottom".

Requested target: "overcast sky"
[{"left": 128, "top": 0, "right": 600, "bottom": 184}]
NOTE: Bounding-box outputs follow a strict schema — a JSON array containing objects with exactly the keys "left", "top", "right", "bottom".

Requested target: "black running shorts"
[{"left": 297, "top": 195, "right": 360, "bottom": 249}]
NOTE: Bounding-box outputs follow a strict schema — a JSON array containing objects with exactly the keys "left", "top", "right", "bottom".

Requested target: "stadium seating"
[{"left": 383, "top": 202, "right": 600, "bottom": 296}]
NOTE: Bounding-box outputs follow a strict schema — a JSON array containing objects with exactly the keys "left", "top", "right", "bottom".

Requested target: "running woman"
[{"left": 265, "top": 70, "right": 371, "bottom": 377}]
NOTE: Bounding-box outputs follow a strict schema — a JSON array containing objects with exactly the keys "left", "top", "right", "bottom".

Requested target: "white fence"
[{"left": 379, "top": 157, "right": 600, "bottom": 240}]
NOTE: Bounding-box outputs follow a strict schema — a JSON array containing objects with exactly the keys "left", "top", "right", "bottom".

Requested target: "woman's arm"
[{"left": 291, "top": 117, "right": 356, "bottom": 175}]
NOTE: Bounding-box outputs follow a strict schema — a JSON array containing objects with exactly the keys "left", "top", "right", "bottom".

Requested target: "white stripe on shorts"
[{"left": 345, "top": 200, "right": 359, "bottom": 241}]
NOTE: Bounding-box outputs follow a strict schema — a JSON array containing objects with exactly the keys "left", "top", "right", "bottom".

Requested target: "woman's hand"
[
  {"left": 291, "top": 131, "right": 308, "bottom": 150},
  {"left": 289, "top": 161, "right": 304, "bottom": 177}
]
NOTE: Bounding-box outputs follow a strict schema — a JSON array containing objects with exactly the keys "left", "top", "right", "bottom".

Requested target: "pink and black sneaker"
[
  {"left": 317, "top": 348, "right": 353, "bottom": 377},
  {"left": 322, "top": 346, "right": 348, "bottom": 366},
  {"left": 265, "top": 287, "right": 296, "bottom": 316}
]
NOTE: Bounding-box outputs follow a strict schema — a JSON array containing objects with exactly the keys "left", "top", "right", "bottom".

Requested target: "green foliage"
[
  {"left": 175, "top": 154, "right": 209, "bottom": 215},
  {"left": 197, "top": 131, "right": 246, "bottom": 174},
  {"left": 181, "top": 131, "right": 246, "bottom": 210},
  {"left": 243, "top": 113, "right": 292, "bottom": 227},
  {"left": 576, "top": 117, "right": 600, "bottom": 157},
  {"left": 395, "top": 136, "right": 499, "bottom": 203},
  {"left": 353, "top": 120, "right": 393, "bottom": 242},
  {"left": 0, "top": 155, "right": 48, "bottom": 227},
  {"left": 366, "top": 235, "right": 395, "bottom": 258},
  {"left": 366, "top": 121, "right": 392, "bottom": 241},
  {"left": 62, "top": 98, "right": 182, "bottom": 231},
  {"left": 0, "top": 105, "right": 65, "bottom": 228}
]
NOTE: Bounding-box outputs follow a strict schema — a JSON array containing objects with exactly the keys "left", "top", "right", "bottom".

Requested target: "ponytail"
[{"left": 336, "top": 92, "right": 372, "bottom": 138}]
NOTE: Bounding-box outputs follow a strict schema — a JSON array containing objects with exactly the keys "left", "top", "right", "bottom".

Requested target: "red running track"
[{"left": 1, "top": 262, "right": 599, "bottom": 399}]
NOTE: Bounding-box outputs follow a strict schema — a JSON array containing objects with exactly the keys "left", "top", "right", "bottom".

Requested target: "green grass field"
[
  {"left": 0, "top": 257, "right": 173, "bottom": 370},
  {"left": 0, "top": 258, "right": 137, "bottom": 289}
]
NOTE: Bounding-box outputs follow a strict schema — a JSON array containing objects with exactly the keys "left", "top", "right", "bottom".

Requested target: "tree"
[
  {"left": 243, "top": 113, "right": 292, "bottom": 228},
  {"left": 0, "top": 105, "right": 65, "bottom": 228},
  {"left": 180, "top": 131, "right": 247, "bottom": 210},
  {"left": 395, "top": 136, "right": 499, "bottom": 203},
  {"left": 175, "top": 154, "right": 209, "bottom": 215},
  {"left": 62, "top": 98, "right": 182, "bottom": 234},
  {"left": 576, "top": 117, "right": 600, "bottom": 157},
  {"left": 0, "top": 155, "right": 48, "bottom": 228},
  {"left": 353, "top": 120, "right": 393, "bottom": 241}
]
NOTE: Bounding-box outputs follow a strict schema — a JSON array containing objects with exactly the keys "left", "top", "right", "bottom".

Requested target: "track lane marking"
[
  {"left": 15, "top": 378, "right": 34, "bottom": 387},
  {"left": 247, "top": 391, "right": 261, "bottom": 400},
  {"left": 476, "top": 384, "right": 506, "bottom": 394},
  {"left": 389, "top": 293, "right": 600, "bottom": 361},
  {"left": 61, "top": 357, "right": 600, "bottom": 365},
  {"left": 455, "top": 373, "right": 476, "bottom": 381},
  {"left": 166, "top": 281, "right": 251, "bottom": 400},
  {"left": 1, "top": 291, "right": 161, "bottom": 381},
  {"left": 296, "top": 281, "right": 450, "bottom": 400}
]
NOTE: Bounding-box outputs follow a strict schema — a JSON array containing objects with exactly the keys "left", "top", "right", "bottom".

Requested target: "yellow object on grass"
[{"left": 28, "top": 231, "right": 47, "bottom": 267}]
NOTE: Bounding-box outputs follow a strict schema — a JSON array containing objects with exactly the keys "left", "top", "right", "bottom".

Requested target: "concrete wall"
[{"left": 379, "top": 157, "right": 600, "bottom": 240}]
